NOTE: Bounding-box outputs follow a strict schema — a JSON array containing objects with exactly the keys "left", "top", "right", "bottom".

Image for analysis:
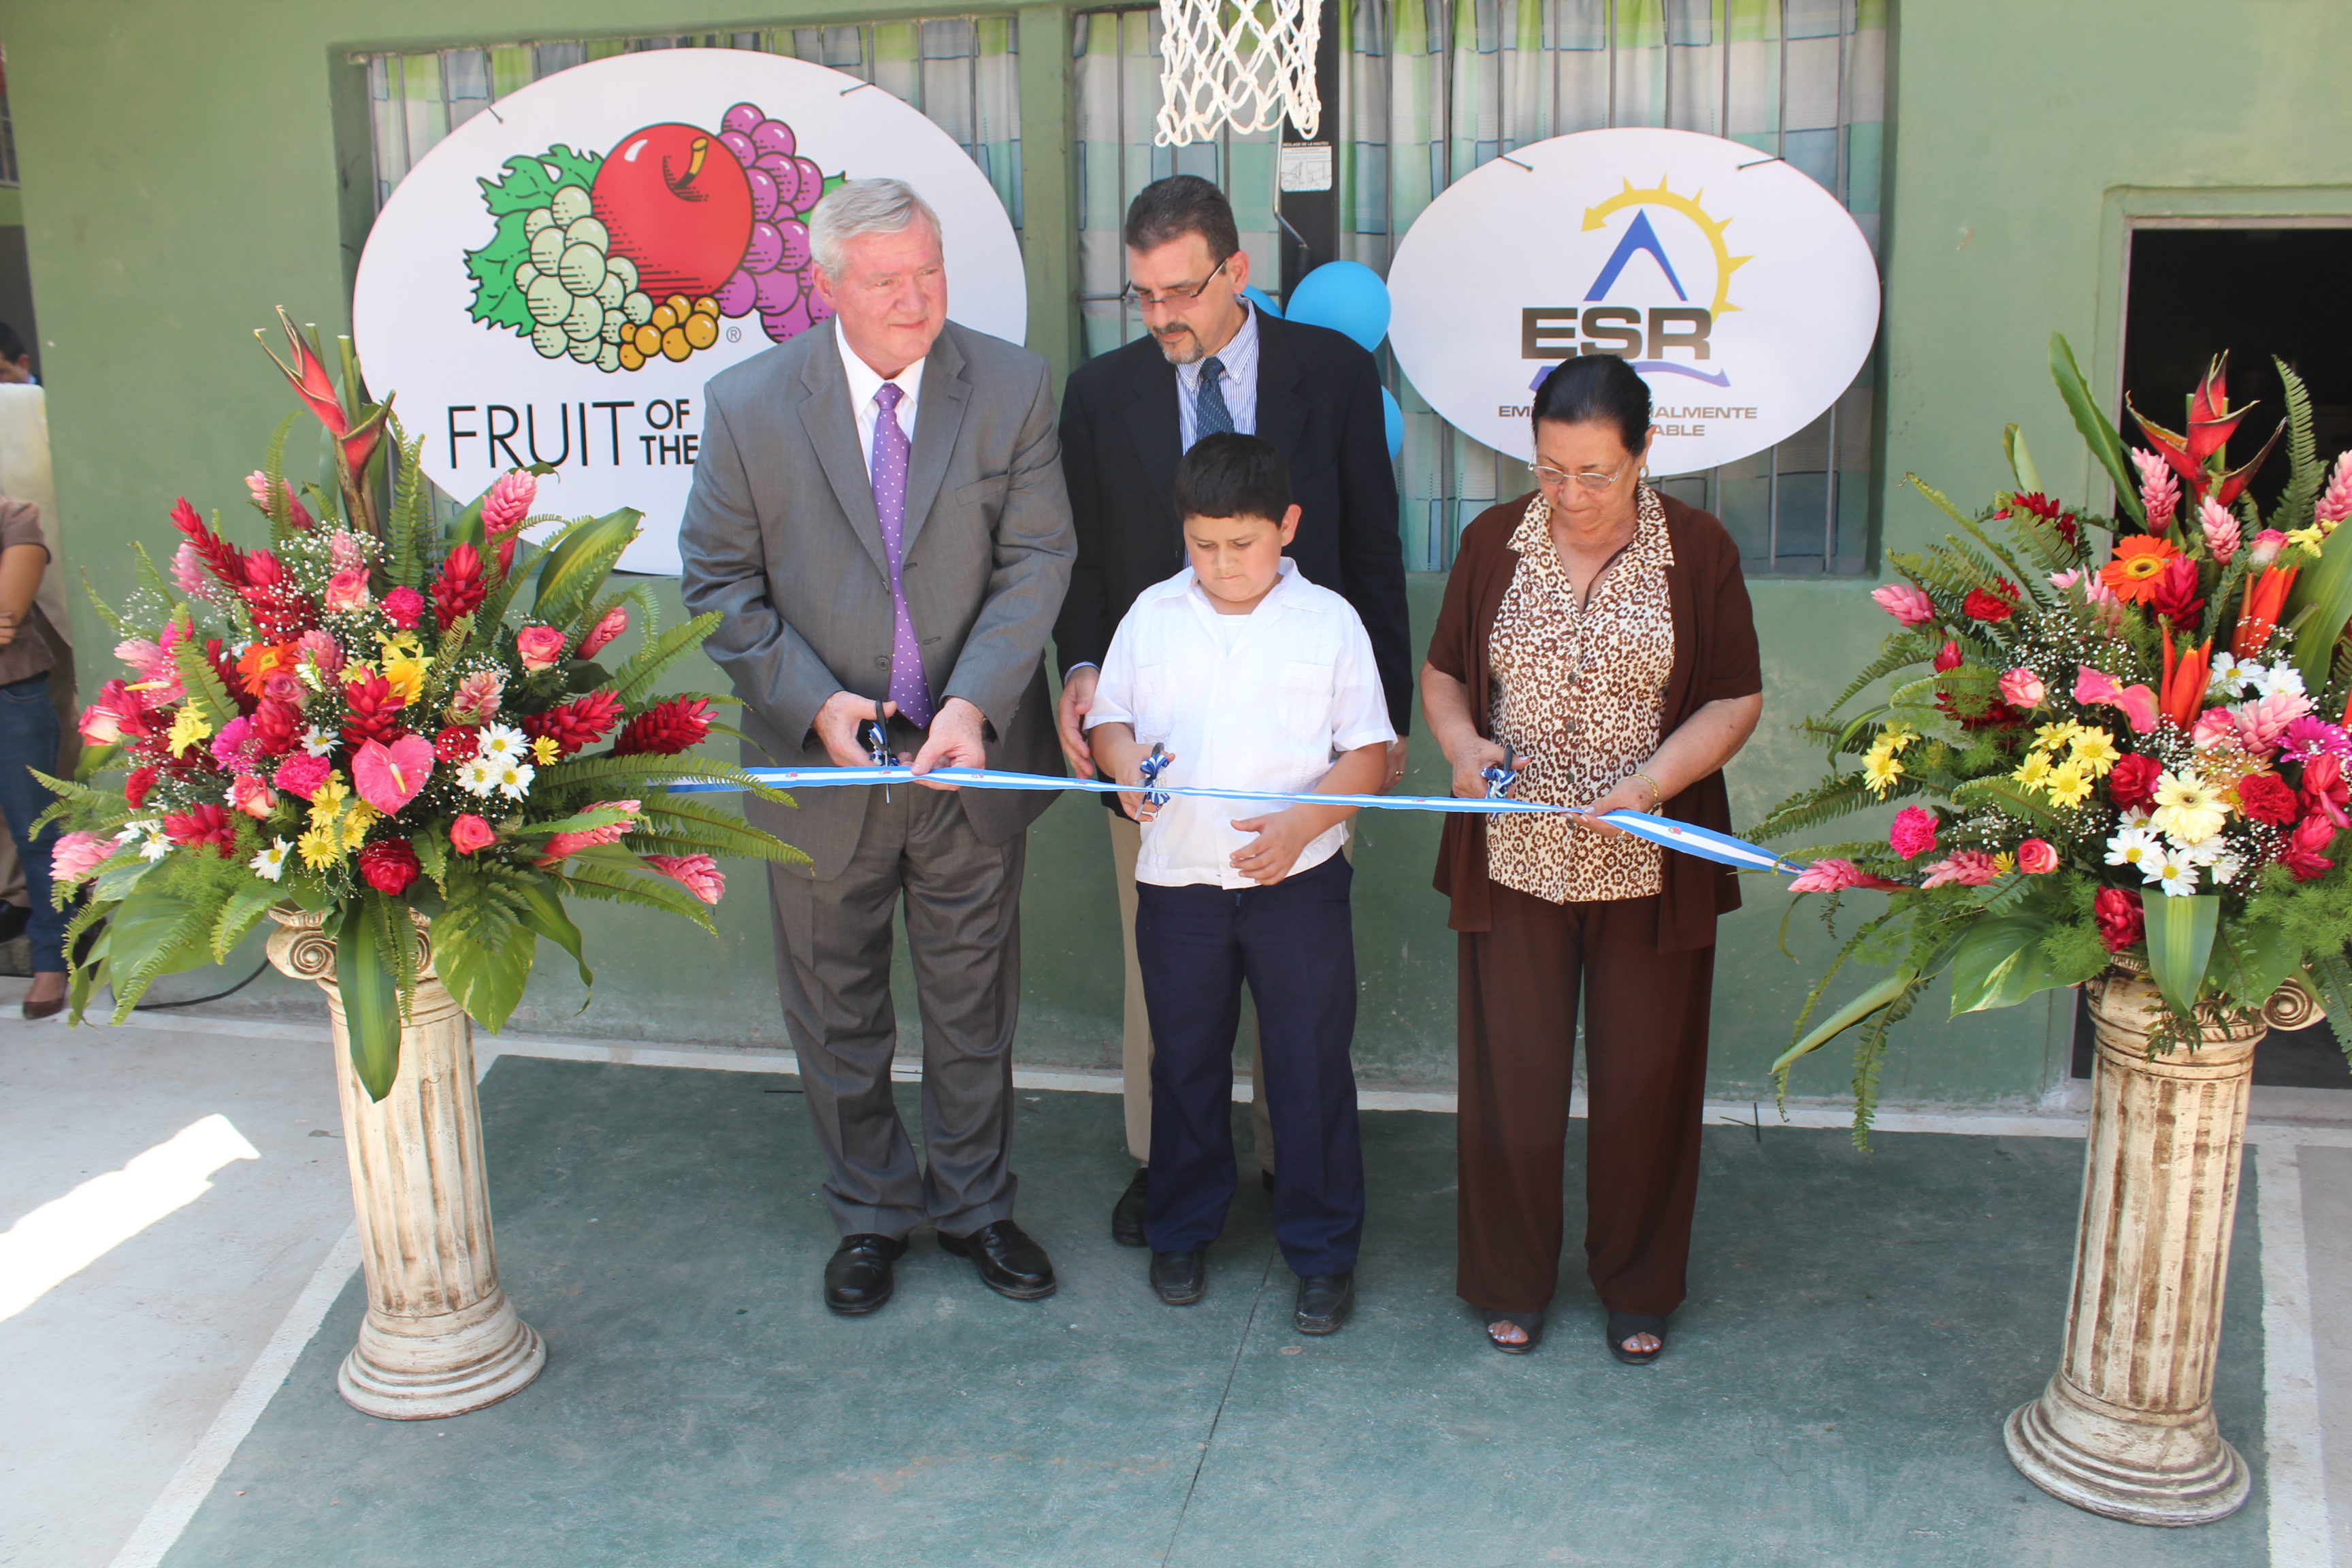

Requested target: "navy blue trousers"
[
  {"left": 1135, "top": 852, "right": 1364, "bottom": 1276},
  {"left": 0, "top": 673, "right": 63, "bottom": 972}
]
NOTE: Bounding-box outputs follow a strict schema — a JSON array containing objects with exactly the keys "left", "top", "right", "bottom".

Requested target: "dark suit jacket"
[
  {"left": 1054, "top": 310, "right": 1412, "bottom": 735},
  {"left": 679, "top": 320, "right": 1075, "bottom": 880}
]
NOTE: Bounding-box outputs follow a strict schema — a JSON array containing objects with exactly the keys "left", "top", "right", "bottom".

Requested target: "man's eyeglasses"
[
  {"left": 1531, "top": 455, "right": 1634, "bottom": 493},
  {"left": 1122, "top": 255, "right": 1232, "bottom": 311}
]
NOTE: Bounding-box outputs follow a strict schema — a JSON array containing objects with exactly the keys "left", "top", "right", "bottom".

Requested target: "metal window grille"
[
  {"left": 357, "top": 20, "right": 1023, "bottom": 233},
  {"left": 1077, "top": 0, "right": 1886, "bottom": 574}
]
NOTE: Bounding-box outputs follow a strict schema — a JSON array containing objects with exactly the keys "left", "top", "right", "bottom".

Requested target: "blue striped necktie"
[{"left": 1194, "top": 355, "right": 1234, "bottom": 440}]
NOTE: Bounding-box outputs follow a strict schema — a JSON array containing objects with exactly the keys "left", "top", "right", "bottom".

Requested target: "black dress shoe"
[
  {"left": 1112, "top": 1166, "right": 1149, "bottom": 1247},
  {"left": 823, "top": 1233, "right": 908, "bottom": 1316},
  {"left": 1294, "top": 1271, "right": 1356, "bottom": 1334},
  {"left": 938, "top": 1219, "right": 1057, "bottom": 1301},
  {"left": 1150, "top": 1247, "right": 1207, "bottom": 1305},
  {"left": 1259, "top": 1169, "right": 1276, "bottom": 1194}
]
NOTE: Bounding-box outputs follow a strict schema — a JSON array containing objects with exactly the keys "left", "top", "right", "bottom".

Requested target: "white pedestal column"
[
  {"left": 2003, "top": 962, "right": 2281, "bottom": 1525},
  {"left": 267, "top": 910, "right": 545, "bottom": 1420}
]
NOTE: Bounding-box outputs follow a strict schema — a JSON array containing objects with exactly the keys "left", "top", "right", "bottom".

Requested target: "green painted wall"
[{"left": 7, "top": 1, "right": 2346, "bottom": 1107}]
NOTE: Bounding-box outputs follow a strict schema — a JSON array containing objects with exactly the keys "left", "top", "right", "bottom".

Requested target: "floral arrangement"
[
  {"left": 1761, "top": 334, "right": 2352, "bottom": 1135},
  {"left": 39, "top": 312, "right": 798, "bottom": 1096}
]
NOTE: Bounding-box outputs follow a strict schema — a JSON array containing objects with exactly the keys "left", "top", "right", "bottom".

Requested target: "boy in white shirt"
[{"left": 1085, "top": 433, "right": 1395, "bottom": 1335}]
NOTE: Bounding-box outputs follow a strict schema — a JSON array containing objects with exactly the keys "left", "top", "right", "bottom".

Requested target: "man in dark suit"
[
  {"left": 1052, "top": 176, "right": 1411, "bottom": 1247},
  {"left": 681, "top": 178, "right": 1075, "bottom": 1316}
]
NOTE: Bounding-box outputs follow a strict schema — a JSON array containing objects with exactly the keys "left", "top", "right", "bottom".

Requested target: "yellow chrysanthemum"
[
  {"left": 2286, "top": 525, "right": 2328, "bottom": 557},
  {"left": 1991, "top": 852, "right": 2016, "bottom": 876},
  {"left": 2068, "top": 728, "right": 2121, "bottom": 777},
  {"left": 1862, "top": 751, "right": 1905, "bottom": 796},
  {"left": 296, "top": 823, "right": 343, "bottom": 869},
  {"left": 167, "top": 706, "right": 213, "bottom": 757},
  {"left": 308, "top": 774, "right": 350, "bottom": 826},
  {"left": 1879, "top": 724, "right": 1919, "bottom": 755},
  {"left": 2012, "top": 751, "right": 2055, "bottom": 789},
  {"left": 2044, "top": 760, "right": 2093, "bottom": 808},
  {"left": 339, "top": 802, "right": 378, "bottom": 851},
  {"left": 2031, "top": 721, "right": 2081, "bottom": 753},
  {"left": 531, "top": 735, "right": 561, "bottom": 766}
]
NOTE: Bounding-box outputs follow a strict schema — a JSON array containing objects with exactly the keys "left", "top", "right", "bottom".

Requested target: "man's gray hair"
[{"left": 807, "top": 178, "right": 943, "bottom": 280}]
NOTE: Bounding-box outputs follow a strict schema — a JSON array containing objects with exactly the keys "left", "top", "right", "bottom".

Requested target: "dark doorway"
[{"left": 2117, "top": 225, "right": 2352, "bottom": 516}]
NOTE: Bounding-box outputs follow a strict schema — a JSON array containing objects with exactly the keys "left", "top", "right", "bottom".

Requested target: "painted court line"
[
  {"left": 2258, "top": 1143, "right": 2335, "bottom": 1567},
  {"left": 105, "top": 1225, "right": 363, "bottom": 1568}
]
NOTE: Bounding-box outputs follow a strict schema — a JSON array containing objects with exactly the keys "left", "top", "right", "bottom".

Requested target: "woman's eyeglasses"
[
  {"left": 1122, "top": 255, "right": 1232, "bottom": 311},
  {"left": 1531, "top": 456, "right": 1633, "bottom": 493}
]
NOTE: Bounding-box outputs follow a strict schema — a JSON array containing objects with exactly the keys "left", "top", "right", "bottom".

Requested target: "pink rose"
[
  {"left": 229, "top": 774, "right": 278, "bottom": 818},
  {"left": 2016, "top": 838, "right": 2059, "bottom": 875},
  {"left": 78, "top": 702, "right": 125, "bottom": 745},
  {"left": 1871, "top": 583, "right": 1934, "bottom": 627},
  {"left": 272, "top": 752, "right": 331, "bottom": 801},
  {"left": 2249, "top": 529, "right": 2289, "bottom": 568},
  {"left": 515, "top": 625, "right": 566, "bottom": 672},
  {"left": 382, "top": 586, "right": 425, "bottom": 631},
  {"left": 644, "top": 853, "right": 725, "bottom": 904},
  {"left": 1889, "top": 806, "right": 1938, "bottom": 860},
  {"left": 449, "top": 814, "right": 498, "bottom": 855},
  {"left": 50, "top": 831, "right": 114, "bottom": 883},
  {"left": 1997, "top": 668, "right": 2046, "bottom": 709},
  {"left": 261, "top": 672, "right": 306, "bottom": 706},
  {"left": 324, "top": 568, "right": 372, "bottom": 615}
]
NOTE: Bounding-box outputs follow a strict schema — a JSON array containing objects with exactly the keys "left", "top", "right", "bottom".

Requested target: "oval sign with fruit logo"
[{"left": 353, "top": 51, "right": 1026, "bottom": 574}]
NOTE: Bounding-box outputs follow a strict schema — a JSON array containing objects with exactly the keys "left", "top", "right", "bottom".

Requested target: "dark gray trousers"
[{"left": 767, "top": 783, "right": 1026, "bottom": 1239}]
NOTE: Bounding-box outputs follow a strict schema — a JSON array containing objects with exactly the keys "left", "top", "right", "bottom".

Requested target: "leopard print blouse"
[{"left": 1486, "top": 483, "right": 1676, "bottom": 904}]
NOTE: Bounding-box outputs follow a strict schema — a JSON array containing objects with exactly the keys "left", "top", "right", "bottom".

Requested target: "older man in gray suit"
[{"left": 680, "top": 178, "right": 1075, "bottom": 1316}]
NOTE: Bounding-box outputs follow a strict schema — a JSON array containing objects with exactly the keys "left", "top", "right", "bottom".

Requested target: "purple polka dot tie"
[{"left": 871, "top": 382, "right": 933, "bottom": 730}]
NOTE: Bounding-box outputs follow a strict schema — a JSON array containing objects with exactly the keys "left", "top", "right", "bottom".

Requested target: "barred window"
[{"left": 1074, "top": 0, "right": 1887, "bottom": 574}]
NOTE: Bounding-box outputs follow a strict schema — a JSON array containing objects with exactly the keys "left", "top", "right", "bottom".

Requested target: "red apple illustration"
[{"left": 591, "top": 124, "right": 753, "bottom": 300}]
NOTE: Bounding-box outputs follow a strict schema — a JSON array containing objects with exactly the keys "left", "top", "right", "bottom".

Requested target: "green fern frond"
[
  {"left": 611, "top": 612, "right": 723, "bottom": 708},
  {"left": 2276, "top": 358, "right": 2322, "bottom": 529},
  {"left": 81, "top": 568, "right": 127, "bottom": 637},
  {"left": 1756, "top": 774, "right": 1882, "bottom": 842},
  {"left": 1824, "top": 631, "right": 1938, "bottom": 720}
]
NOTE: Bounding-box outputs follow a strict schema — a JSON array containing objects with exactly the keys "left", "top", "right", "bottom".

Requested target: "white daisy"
[
  {"left": 2155, "top": 858, "right": 2200, "bottom": 898},
  {"left": 2210, "top": 850, "right": 2247, "bottom": 885},
  {"left": 301, "top": 723, "right": 336, "bottom": 757},
  {"left": 492, "top": 761, "right": 536, "bottom": 802},
  {"left": 2175, "top": 836, "right": 2227, "bottom": 867},
  {"left": 476, "top": 723, "right": 529, "bottom": 764},
  {"left": 2104, "top": 826, "right": 2161, "bottom": 877},
  {"left": 457, "top": 757, "right": 501, "bottom": 798},
  {"left": 2117, "top": 805, "right": 2156, "bottom": 830},
  {"left": 248, "top": 838, "right": 291, "bottom": 882},
  {"left": 2206, "top": 653, "right": 2251, "bottom": 697},
  {"left": 2252, "top": 662, "right": 2307, "bottom": 701},
  {"left": 139, "top": 828, "right": 172, "bottom": 862},
  {"left": 116, "top": 818, "right": 159, "bottom": 843}
]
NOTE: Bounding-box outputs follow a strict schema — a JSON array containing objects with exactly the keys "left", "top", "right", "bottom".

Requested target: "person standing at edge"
[
  {"left": 679, "top": 178, "right": 1075, "bottom": 1316},
  {"left": 1054, "top": 176, "right": 1411, "bottom": 1249},
  {"left": 1422, "top": 355, "right": 1761, "bottom": 1363}
]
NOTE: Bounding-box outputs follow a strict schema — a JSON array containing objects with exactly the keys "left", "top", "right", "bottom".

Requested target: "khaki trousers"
[{"left": 1109, "top": 809, "right": 1275, "bottom": 1170}]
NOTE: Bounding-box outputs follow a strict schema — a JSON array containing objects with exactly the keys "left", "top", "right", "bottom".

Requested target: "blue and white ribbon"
[{"left": 672, "top": 764, "right": 1808, "bottom": 879}]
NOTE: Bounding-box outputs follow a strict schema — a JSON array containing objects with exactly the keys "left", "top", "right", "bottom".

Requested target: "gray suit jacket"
[{"left": 679, "top": 321, "right": 1075, "bottom": 880}]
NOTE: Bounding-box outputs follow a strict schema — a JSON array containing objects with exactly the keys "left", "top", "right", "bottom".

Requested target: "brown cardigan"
[{"left": 1427, "top": 489, "right": 1763, "bottom": 952}]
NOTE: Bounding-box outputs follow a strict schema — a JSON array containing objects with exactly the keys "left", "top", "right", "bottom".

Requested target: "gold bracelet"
[{"left": 1631, "top": 771, "right": 1663, "bottom": 809}]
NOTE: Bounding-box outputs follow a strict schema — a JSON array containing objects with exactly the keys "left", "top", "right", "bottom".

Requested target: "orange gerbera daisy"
[
  {"left": 233, "top": 640, "right": 295, "bottom": 698},
  {"left": 2098, "top": 535, "right": 2181, "bottom": 605}
]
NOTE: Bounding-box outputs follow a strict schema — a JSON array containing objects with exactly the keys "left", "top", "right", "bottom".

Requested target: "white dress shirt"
[
  {"left": 1086, "top": 560, "right": 1395, "bottom": 889},
  {"left": 1175, "top": 301, "right": 1261, "bottom": 451},
  {"left": 835, "top": 319, "right": 926, "bottom": 477}
]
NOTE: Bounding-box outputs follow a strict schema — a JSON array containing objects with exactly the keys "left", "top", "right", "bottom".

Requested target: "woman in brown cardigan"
[{"left": 1420, "top": 355, "right": 1762, "bottom": 1361}]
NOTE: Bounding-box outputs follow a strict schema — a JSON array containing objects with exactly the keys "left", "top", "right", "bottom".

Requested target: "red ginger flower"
[
  {"left": 520, "top": 689, "right": 624, "bottom": 757},
  {"left": 2095, "top": 887, "right": 2144, "bottom": 953},
  {"left": 432, "top": 544, "right": 486, "bottom": 631},
  {"left": 2279, "top": 815, "right": 2338, "bottom": 883},
  {"left": 612, "top": 696, "right": 712, "bottom": 757},
  {"left": 2148, "top": 555, "right": 2205, "bottom": 628},
  {"left": 340, "top": 672, "right": 406, "bottom": 749},
  {"left": 249, "top": 698, "right": 304, "bottom": 758},
  {"left": 162, "top": 802, "right": 238, "bottom": 859},
  {"left": 239, "top": 549, "right": 315, "bottom": 642},
  {"left": 481, "top": 472, "right": 537, "bottom": 578},
  {"left": 169, "top": 497, "right": 245, "bottom": 589},
  {"left": 434, "top": 726, "right": 481, "bottom": 764},
  {"left": 578, "top": 604, "right": 629, "bottom": 659},
  {"left": 357, "top": 838, "right": 421, "bottom": 896}
]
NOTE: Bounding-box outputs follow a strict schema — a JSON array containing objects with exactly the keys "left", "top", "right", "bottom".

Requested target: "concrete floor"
[{"left": 1, "top": 1000, "right": 2346, "bottom": 1567}]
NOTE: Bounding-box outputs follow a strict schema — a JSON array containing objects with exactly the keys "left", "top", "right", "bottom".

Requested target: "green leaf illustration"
[{"left": 464, "top": 144, "right": 604, "bottom": 335}]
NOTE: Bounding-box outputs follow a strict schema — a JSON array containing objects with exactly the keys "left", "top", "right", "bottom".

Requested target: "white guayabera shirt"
[{"left": 1088, "top": 559, "right": 1394, "bottom": 889}]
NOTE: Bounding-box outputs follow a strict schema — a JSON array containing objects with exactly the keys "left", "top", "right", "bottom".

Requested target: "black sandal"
[
  {"left": 1607, "top": 1311, "right": 1667, "bottom": 1365},
  {"left": 1482, "top": 1309, "right": 1546, "bottom": 1355}
]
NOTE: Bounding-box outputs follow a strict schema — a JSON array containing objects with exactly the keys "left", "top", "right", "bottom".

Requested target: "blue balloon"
[
  {"left": 1241, "top": 285, "right": 1284, "bottom": 318},
  {"left": 1381, "top": 387, "right": 1403, "bottom": 461},
  {"left": 1283, "top": 261, "right": 1391, "bottom": 353}
]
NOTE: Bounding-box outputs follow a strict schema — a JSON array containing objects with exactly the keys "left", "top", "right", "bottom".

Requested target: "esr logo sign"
[{"left": 1387, "top": 129, "right": 1879, "bottom": 474}]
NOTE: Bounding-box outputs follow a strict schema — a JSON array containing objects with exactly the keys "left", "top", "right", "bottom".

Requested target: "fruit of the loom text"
[{"left": 590, "top": 124, "right": 754, "bottom": 300}]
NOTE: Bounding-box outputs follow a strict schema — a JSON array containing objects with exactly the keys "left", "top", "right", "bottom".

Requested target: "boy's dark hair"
[
  {"left": 1174, "top": 432, "right": 1292, "bottom": 524},
  {"left": 1122, "top": 174, "right": 1241, "bottom": 263},
  {"left": 0, "top": 322, "right": 26, "bottom": 365},
  {"left": 1533, "top": 353, "right": 1651, "bottom": 453}
]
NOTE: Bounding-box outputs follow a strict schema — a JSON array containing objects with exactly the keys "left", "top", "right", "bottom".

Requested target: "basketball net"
[{"left": 1155, "top": 0, "right": 1322, "bottom": 147}]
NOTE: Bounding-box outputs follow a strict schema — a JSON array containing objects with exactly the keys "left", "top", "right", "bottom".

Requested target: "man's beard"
[{"left": 1152, "top": 326, "right": 1204, "bottom": 366}]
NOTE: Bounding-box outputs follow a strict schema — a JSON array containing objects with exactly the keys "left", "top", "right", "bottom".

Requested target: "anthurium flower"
[
  {"left": 2097, "top": 535, "right": 2179, "bottom": 604},
  {"left": 2072, "top": 666, "right": 2160, "bottom": 734},
  {"left": 353, "top": 735, "right": 436, "bottom": 814}
]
